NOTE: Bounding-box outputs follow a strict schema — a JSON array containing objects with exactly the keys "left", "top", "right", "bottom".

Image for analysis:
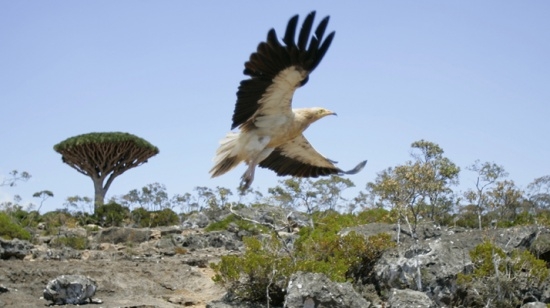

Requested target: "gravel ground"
[{"left": 0, "top": 249, "right": 227, "bottom": 308}]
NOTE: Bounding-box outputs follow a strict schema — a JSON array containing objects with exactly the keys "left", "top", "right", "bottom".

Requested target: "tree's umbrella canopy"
[{"left": 54, "top": 132, "right": 159, "bottom": 210}]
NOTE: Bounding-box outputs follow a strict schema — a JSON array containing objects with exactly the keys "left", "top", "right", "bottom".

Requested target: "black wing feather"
[
  {"left": 311, "top": 32, "right": 334, "bottom": 72},
  {"left": 260, "top": 150, "right": 368, "bottom": 178},
  {"left": 297, "top": 12, "right": 315, "bottom": 50},
  {"left": 259, "top": 149, "right": 339, "bottom": 178},
  {"left": 231, "top": 11, "right": 335, "bottom": 130},
  {"left": 282, "top": 15, "right": 299, "bottom": 48},
  {"left": 314, "top": 16, "right": 330, "bottom": 43}
]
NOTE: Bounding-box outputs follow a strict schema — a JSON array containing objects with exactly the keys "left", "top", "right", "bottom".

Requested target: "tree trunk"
[
  {"left": 92, "top": 177, "right": 106, "bottom": 212},
  {"left": 478, "top": 209, "right": 482, "bottom": 230}
]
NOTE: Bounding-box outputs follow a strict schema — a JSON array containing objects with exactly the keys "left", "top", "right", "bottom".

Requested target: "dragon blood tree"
[{"left": 54, "top": 132, "right": 159, "bottom": 212}]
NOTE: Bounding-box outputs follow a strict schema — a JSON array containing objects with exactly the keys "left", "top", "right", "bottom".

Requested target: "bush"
[
  {"left": 211, "top": 211, "right": 396, "bottom": 305},
  {"left": 205, "top": 214, "right": 268, "bottom": 234},
  {"left": 41, "top": 210, "right": 78, "bottom": 235},
  {"left": 456, "top": 240, "right": 549, "bottom": 307},
  {"left": 0, "top": 212, "right": 31, "bottom": 240},
  {"left": 51, "top": 235, "right": 88, "bottom": 250},
  {"left": 295, "top": 230, "right": 394, "bottom": 283},
  {"left": 131, "top": 207, "right": 179, "bottom": 227},
  {"left": 6, "top": 208, "right": 42, "bottom": 228},
  {"left": 212, "top": 234, "right": 291, "bottom": 304},
  {"left": 457, "top": 240, "right": 507, "bottom": 284},
  {"left": 356, "top": 208, "right": 397, "bottom": 224},
  {"left": 150, "top": 208, "right": 179, "bottom": 227},
  {"left": 95, "top": 202, "right": 130, "bottom": 227},
  {"left": 131, "top": 207, "right": 150, "bottom": 227}
]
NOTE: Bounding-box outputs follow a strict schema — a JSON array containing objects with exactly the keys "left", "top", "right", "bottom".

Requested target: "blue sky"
[{"left": 1, "top": 1, "right": 549, "bottom": 213}]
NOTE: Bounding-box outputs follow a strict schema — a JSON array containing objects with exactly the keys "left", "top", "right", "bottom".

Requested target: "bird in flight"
[{"left": 210, "top": 11, "right": 367, "bottom": 192}]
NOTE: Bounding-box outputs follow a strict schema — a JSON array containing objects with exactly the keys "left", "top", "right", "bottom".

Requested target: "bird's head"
[
  {"left": 294, "top": 107, "right": 337, "bottom": 125},
  {"left": 312, "top": 107, "right": 337, "bottom": 120}
]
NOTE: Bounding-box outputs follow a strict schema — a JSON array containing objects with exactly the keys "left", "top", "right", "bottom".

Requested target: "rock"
[
  {"left": 387, "top": 289, "right": 435, "bottom": 308},
  {"left": 0, "top": 238, "right": 33, "bottom": 260},
  {"left": 154, "top": 235, "right": 176, "bottom": 253},
  {"left": 207, "top": 301, "right": 265, "bottom": 308},
  {"left": 150, "top": 229, "right": 162, "bottom": 240},
  {"left": 157, "top": 225, "right": 185, "bottom": 236},
  {"left": 165, "top": 295, "right": 198, "bottom": 305},
  {"left": 528, "top": 228, "right": 550, "bottom": 263},
  {"left": 521, "top": 302, "right": 547, "bottom": 308},
  {"left": 176, "top": 231, "right": 242, "bottom": 251},
  {"left": 371, "top": 225, "right": 541, "bottom": 306},
  {"left": 58, "top": 226, "right": 88, "bottom": 238},
  {"left": 31, "top": 244, "right": 82, "bottom": 261},
  {"left": 34, "top": 235, "right": 53, "bottom": 244},
  {"left": 0, "top": 284, "right": 8, "bottom": 293},
  {"left": 95, "top": 227, "right": 152, "bottom": 244},
  {"left": 284, "top": 272, "right": 371, "bottom": 308},
  {"left": 43, "top": 274, "right": 97, "bottom": 305},
  {"left": 224, "top": 204, "right": 311, "bottom": 232},
  {"left": 341, "top": 222, "right": 396, "bottom": 239},
  {"left": 183, "top": 212, "right": 211, "bottom": 229}
]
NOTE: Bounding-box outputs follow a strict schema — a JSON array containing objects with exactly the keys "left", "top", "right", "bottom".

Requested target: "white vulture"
[{"left": 210, "top": 11, "right": 367, "bottom": 191}]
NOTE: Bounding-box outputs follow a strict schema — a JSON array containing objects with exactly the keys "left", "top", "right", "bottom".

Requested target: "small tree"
[
  {"left": 526, "top": 175, "right": 550, "bottom": 211},
  {"left": 119, "top": 182, "right": 170, "bottom": 211},
  {"left": 54, "top": 132, "right": 159, "bottom": 212},
  {"left": 0, "top": 170, "right": 31, "bottom": 187},
  {"left": 410, "top": 140, "right": 460, "bottom": 221},
  {"left": 463, "top": 160, "right": 508, "bottom": 230},
  {"left": 486, "top": 180, "right": 524, "bottom": 225},
  {"left": 268, "top": 178, "right": 318, "bottom": 213},
  {"left": 313, "top": 175, "right": 355, "bottom": 212},
  {"left": 33, "top": 190, "right": 54, "bottom": 212}
]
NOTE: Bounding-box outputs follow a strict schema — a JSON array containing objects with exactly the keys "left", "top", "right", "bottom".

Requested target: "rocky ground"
[
  {"left": 0, "top": 239, "right": 230, "bottom": 307},
  {"left": 2, "top": 207, "right": 550, "bottom": 307}
]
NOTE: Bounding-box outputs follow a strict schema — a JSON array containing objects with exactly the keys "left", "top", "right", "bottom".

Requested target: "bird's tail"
[{"left": 210, "top": 132, "right": 242, "bottom": 178}]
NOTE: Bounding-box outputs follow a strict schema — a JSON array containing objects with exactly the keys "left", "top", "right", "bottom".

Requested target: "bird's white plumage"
[
  {"left": 252, "top": 67, "right": 303, "bottom": 129},
  {"left": 210, "top": 12, "right": 366, "bottom": 191}
]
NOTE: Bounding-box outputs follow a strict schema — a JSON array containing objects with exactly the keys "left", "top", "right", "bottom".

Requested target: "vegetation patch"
[
  {"left": 205, "top": 213, "right": 268, "bottom": 234},
  {"left": 0, "top": 212, "right": 31, "bottom": 240},
  {"left": 51, "top": 235, "right": 88, "bottom": 250},
  {"left": 211, "top": 211, "right": 395, "bottom": 305},
  {"left": 456, "top": 240, "right": 549, "bottom": 307}
]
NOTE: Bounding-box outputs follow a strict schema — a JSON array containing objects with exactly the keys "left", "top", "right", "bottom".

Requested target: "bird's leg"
[
  {"left": 239, "top": 163, "right": 256, "bottom": 194},
  {"left": 238, "top": 139, "right": 272, "bottom": 194}
]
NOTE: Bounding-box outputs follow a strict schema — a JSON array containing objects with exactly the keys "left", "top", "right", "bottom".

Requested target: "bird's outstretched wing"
[
  {"left": 259, "top": 135, "right": 367, "bottom": 177},
  {"left": 231, "top": 11, "right": 335, "bottom": 130}
]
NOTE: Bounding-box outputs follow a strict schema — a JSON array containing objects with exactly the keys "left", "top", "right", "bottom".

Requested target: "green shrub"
[
  {"left": 41, "top": 210, "right": 77, "bottom": 235},
  {"left": 457, "top": 240, "right": 507, "bottom": 284},
  {"left": 295, "top": 230, "right": 394, "bottom": 282},
  {"left": 212, "top": 234, "right": 291, "bottom": 304},
  {"left": 0, "top": 212, "right": 31, "bottom": 240},
  {"left": 131, "top": 207, "right": 179, "bottom": 227},
  {"left": 205, "top": 214, "right": 268, "bottom": 234},
  {"left": 356, "top": 208, "right": 397, "bottom": 224},
  {"left": 211, "top": 211, "right": 396, "bottom": 305},
  {"left": 6, "top": 208, "right": 42, "bottom": 228},
  {"left": 535, "top": 209, "right": 550, "bottom": 226},
  {"left": 457, "top": 240, "right": 549, "bottom": 307},
  {"left": 51, "top": 235, "right": 88, "bottom": 250},
  {"left": 95, "top": 202, "right": 130, "bottom": 227},
  {"left": 150, "top": 208, "right": 179, "bottom": 227},
  {"left": 131, "top": 207, "right": 151, "bottom": 227}
]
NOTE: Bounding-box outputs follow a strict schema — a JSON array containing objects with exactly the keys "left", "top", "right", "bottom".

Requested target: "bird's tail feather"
[{"left": 210, "top": 132, "right": 242, "bottom": 178}]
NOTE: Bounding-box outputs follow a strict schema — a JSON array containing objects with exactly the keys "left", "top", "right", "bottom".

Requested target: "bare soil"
[{"left": 0, "top": 248, "right": 228, "bottom": 308}]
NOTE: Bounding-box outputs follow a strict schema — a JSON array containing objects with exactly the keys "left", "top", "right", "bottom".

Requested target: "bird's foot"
[
  {"left": 239, "top": 164, "right": 256, "bottom": 194},
  {"left": 239, "top": 173, "right": 253, "bottom": 195}
]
